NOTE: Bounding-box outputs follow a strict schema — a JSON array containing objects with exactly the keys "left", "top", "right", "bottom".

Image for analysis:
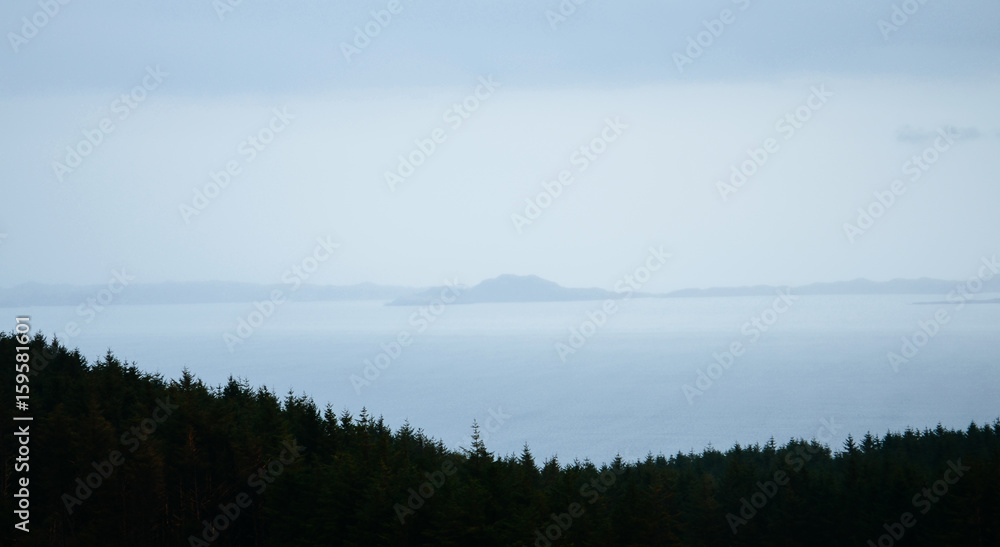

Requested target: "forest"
[{"left": 2, "top": 331, "right": 998, "bottom": 546}]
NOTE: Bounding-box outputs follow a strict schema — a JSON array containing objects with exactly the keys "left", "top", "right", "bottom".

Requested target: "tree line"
[{"left": 2, "top": 332, "right": 997, "bottom": 546}]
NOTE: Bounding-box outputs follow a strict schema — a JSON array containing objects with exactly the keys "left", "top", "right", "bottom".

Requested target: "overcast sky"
[{"left": 1, "top": 0, "right": 998, "bottom": 291}]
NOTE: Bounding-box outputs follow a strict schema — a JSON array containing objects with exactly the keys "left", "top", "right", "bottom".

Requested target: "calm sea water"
[{"left": 5, "top": 293, "right": 999, "bottom": 464}]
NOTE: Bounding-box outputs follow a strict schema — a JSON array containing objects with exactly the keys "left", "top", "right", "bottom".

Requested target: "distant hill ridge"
[
  {"left": 2, "top": 274, "right": 998, "bottom": 307},
  {"left": 0, "top": 281, "right": 417, "bottom": 307},
  {"left": 386, "top": 274, "right": 617, "bottom": 306}
]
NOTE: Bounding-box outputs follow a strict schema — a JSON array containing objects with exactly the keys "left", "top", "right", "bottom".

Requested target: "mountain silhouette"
[{"left": 386, "top": 274, "right": 619, "bottom": 306}]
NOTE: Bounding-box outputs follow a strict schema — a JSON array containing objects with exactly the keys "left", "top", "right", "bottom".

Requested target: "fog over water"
[{"left": 6, "top": 292, "right": 999, "bottom": 463}]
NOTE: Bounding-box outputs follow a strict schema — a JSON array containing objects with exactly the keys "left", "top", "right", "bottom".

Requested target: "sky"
[{"left": 1, "top": 0, "right": 999, "bottom": 292}]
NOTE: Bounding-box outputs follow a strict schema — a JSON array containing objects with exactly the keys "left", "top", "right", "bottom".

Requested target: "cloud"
[
  {"left": 896, "top": 125, "right": 981, "bottom": 143},
  {"left": 1, "top": 0, "right": 998, "bottom": 95}
]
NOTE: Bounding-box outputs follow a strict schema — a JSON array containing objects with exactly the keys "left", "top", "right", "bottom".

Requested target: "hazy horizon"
[{"left": 4, "top": 269, "right": 1000, "bottom": 293}]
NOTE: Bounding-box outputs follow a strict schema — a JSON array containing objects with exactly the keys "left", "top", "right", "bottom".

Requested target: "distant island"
[
  {"left": 386, "top": 274, "right": 619, "bottom": 306},
  {"left": 2, "top": 275, "right": 998, "bottom": 307},
  {"left": 914, "top": 297, "right": 1000, "bottom": 305}
]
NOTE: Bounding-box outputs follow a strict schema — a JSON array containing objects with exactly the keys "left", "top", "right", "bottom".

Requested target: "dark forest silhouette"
[{"left": 2, "top": 332, "right": 998, "bottom": 546}]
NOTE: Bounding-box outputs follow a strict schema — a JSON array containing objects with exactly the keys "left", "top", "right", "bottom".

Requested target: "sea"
[{"left": 5, "top": 293, "right": 999, "bottom": 465}]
